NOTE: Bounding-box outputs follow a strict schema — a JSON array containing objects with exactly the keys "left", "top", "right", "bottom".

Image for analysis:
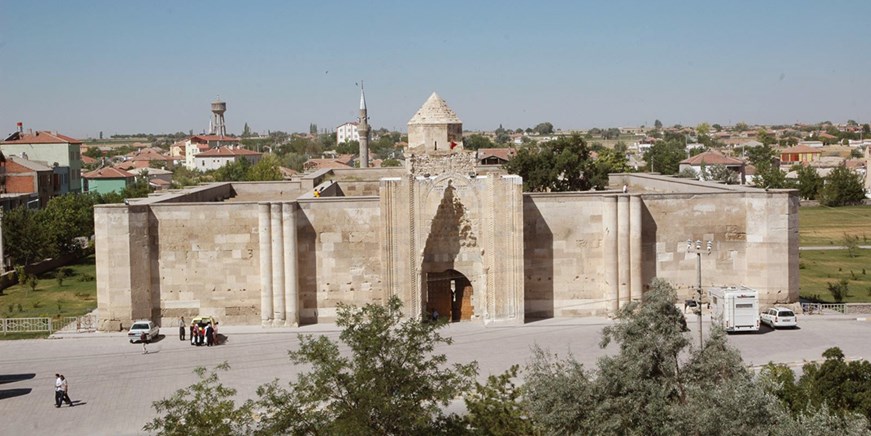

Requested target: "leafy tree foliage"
[
  {"left": 761, "top": 347, "right": 871, "bottom": 429},
  {"left": 143, "top": 363, "right": 253, "bottom": 435},
  {"left": 335, "top": 139, "right": 359, "bottom": 155},
  {"left": 503, "top": 135, "right": 610, "bottom": 192},
  {"left": 460, "top": 365, "right": 539, "bottom": 435},
  {"left": 654, "top": 119, "right": 663, "bottom": 129},
  {"left": 533, "top": 122, "right": 554, "bottom": 135},
  {"left": 735, "top": 121, "right": 749, "bottom": 131},
  {"left": 212, "top": 157, "right": 251, "bottom": 182},
  {"left": 819, "top": 164, "right": 866, "bottom": 207},
  {"left": 464, "top": 134, "right": 496, "bottom": 151},
  {"left": 706, "top": 163, "right": 739, "bottom": 184},
  {"left": 524, "top": 279, "right": 802, "bottom": 435},
  {"left": 252, "top": 296, "right": 478, "bottom": 434},
  {"left": 642, "top": 139, "right": 685, "bottom": 175},
  {"left": 381, "top": 158, "right": 401, "bottom": 167},
  {"left": 797, "top": 164, "right": 823, "bottom": 200},
  {"left": 246, "top": 154, "right": 282, "bottom": 181}
]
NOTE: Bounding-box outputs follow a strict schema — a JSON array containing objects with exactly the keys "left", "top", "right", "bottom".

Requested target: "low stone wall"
[
  {"left": 0, "top": 251, "right": 92, "bottom": 292},
  {"left": 846, "top": 303, "right": 871, "bottom": 315}
]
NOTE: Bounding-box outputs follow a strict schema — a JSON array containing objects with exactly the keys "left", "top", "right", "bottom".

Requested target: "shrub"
[{"left": 826, "top": 279, "right": 850, "bottom": 303}]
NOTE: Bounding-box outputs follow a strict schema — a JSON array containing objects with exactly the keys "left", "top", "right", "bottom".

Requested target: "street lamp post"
[{"left": 687, "top": 239, "right": 712, "bottom": 348}]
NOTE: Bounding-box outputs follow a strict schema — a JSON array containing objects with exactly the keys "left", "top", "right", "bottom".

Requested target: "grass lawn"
[
  {"left": 0, "top": 255, "right": 97, "bottom": 329},
  {"left": 799, "top": 205, "right": 871, "bottom": 246},
  {"left": 799, "top": 249, "right": 871, "bottom": 303}
]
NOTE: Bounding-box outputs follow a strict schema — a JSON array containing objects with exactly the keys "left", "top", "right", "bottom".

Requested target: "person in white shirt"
[
  {"left": 54, "top": 374, "right": 64, "bottom": 408},
  {"left": 59, "top": 375, "right": 73, "bottom": 407}
]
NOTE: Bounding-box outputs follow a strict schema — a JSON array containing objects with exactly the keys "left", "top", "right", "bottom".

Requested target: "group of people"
[
  {"left": 179, "top": 317, "right": 218, "bottom": 346},
  {"left": 54, "top": 374, "right": 73, "bottom": 408}
]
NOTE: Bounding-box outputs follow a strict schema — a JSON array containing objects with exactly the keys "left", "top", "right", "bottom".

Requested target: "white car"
[
  {"left": 761, "top": 307, "right": 797, "bottom": 329},
  {"left": 128, "top": 320, "right": 159, "bottom": 342}
]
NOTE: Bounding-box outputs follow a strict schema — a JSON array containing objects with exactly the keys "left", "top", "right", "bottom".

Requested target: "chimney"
[{"left": 16, "top": 122, "right": 23, "bottom": 134}]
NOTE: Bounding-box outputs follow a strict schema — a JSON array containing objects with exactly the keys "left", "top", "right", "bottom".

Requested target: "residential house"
[
  {"left": 192, "top": 146, "right": 261, "bottom": 172},
  {"left": 1, "top": 126, "right": 83, "bottom": 193},
  {"left": 476, "top": 148, "right": 517, "bottom": 166},
  {"left": 678, "top": 150, "right": 746, "bottom": 183},
  {"left": 4, "top": 155, "right": 54, "bottom": 208},
  {"left": 82, "top": 167, "right": 134, "bottom": 194},
  {"left": 183, "top": 135, "right": 240, "bottom": 170},
  {"left": 780, "top": 145, "right": 822, "bottom": 164},
  {"left": 336, "top": 122, "right": 360, "bottom": 144}
]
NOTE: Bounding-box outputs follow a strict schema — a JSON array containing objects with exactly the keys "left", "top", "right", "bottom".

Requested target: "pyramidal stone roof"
[{"left": 408, "top": 92, "right": 462, "bottom": 125}]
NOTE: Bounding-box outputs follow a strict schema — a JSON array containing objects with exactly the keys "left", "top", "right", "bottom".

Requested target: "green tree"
[
  {"left": 241, "top": 122, "right": 252, "bottom": 138},
  {"left": 335, "top": 139, "right": 359, "bottom": 155},
  {"left": 696, "top": 122, "right": 711, "bottom": 136},
  {"left": 796, "top": 164, "right": 823, "bottom": 200},
  {"left": 464, "top": 134, "right": 496, "bottom": 151},
  {"left": 819, "top": 164, "right": 866, "bottom": 207},
  {"left": 503, "top": 135, "right": 608, "bottom": 192},
  {"left": 654, "top": 119, "right": 663, "bottom": 129},
  {"left": 212, "top": 158, "right": 251, "bottom": 182},
  {"left": 2, "top": 206, "right": 52, "bottom": 265},
  {"left": 525, "top": 279, "right": 791, "bottom": 435},
  {"left": 381, "top": 158, "right": 401, "bottom": 167},
  {"left": 252, "top": 296, "right": 477, "bottom": 434},
  {"left": 643, "top": 139, "right": 685, "bottom": 175},
  {"left": 844, "top": 233, "right": 860, "bottom": 258},
  {"left": 246, "top": 154, "right": 282, "bottom": 181},
  {"left": 707, "top": 164, "right": 738, "bottom": 184},
  {"left": 712, "top": 123, "right": 723, "bottom": 132},
  {"left": 533, "top": 122, "right": 554, "bottom": 135},
  {"left": 461, "top": 365, "right": 539, "bottom": 435},
  {"left": 753, "top": 161, "right": 790, "bottom": 190},
  {"left": 762, "top": 347, "right": 871, "bottom": 428},
  {"left": 143, "top": 363, "right": 253, "bottom": 435},
  {"left": 827, "top": 279, "right": 850, "bottom": 302},
  {"left": 735, "top": 121, "right": 749, "bottom": 132}
]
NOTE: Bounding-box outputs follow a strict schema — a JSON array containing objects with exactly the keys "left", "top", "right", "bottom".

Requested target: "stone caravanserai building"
[{"left": 95, "top": 93, "right": 799, "bottom": 330}]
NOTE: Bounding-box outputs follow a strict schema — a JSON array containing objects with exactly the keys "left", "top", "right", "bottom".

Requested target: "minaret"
[{"left": 358, "top": 82, "right": 370, "bottom": 169}]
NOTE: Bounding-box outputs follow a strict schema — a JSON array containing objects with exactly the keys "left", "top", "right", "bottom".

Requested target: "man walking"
[
  {"left": 60, "top": 375, "right": 73, "bottom": 407},
  {"left": 54, "top": 374, "right": 63, "bottom": 408},
  {"left": 140, "top": 331, "right": 149, "bottom": 354},
  {"left": 179, "top": 317, "right": 186, "bottom": 341}
]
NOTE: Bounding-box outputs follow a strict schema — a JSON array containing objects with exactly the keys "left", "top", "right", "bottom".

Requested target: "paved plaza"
[{"left": 1, "top": 314, "right": 869, "bottom": 436}]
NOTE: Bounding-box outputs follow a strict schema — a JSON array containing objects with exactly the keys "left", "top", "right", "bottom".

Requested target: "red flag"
[{"left": 450, "top": 141, "right": 457, "bottom": 150}]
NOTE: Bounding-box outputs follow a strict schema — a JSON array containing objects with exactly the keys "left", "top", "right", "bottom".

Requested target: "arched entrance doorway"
[{"left": 425, "top": 270, "right": 473, "bottom": 322}]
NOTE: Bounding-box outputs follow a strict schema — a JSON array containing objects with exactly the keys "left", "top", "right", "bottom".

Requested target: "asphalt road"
[{"left": 0, "top": 314, "right": 868, "bottom": 436}]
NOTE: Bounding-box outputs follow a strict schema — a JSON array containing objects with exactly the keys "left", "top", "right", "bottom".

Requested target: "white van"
[{"left": 708, "top": 286, "right": 760, "bottom": 332}]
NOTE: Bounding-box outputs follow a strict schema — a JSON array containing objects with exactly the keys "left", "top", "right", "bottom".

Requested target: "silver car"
[{"left": 128, "top": 320, "right": 159, "bottom": 343}]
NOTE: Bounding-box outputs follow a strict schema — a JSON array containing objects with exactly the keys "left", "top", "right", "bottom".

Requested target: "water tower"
[{"left": 211, "top": 99, "right": 227, "bottom": 136}]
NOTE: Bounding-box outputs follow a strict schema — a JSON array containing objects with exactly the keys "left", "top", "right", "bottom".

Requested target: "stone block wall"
[
  {"left": 296, "top": 198, "right": 384, "bottom": 323},
  {"left": 524, "top": 193, "right": 610, "bottom": 317},
  {"left": 148, "top": 203, "right": 262, "bottom": 326}
]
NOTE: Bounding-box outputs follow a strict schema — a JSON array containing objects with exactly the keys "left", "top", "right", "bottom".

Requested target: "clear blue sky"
[{"left": 1, "top": 0, "right": 870, "bottom": 138}]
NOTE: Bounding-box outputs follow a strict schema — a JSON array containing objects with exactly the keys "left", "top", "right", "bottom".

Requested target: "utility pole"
[{"left": 687, "top": 239, "right": 712, "bottom": 348}]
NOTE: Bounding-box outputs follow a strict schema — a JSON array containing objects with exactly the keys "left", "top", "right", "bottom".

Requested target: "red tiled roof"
[
  {"left": 781, "top": 145, "right": 823, "bottom": 154},
  {"left": 190, "top": 135, "right": 240, "bottom": 143},
  {"left": 2, "top": 130, "right": 82, "bottom": 144},
  {"left": 680, "top": 150, "right": 744, "bottom": 166},
  {"left": 81, "top": 155, "right": 98, "bottom": 164},
  {"left": 83, "top": 167, "right": 134, "bottom": 179},
  {"left": 195, "top": 146, "right": 261, "bottom": 157},
  {"left": 477, "top": 147, "right": 517, "bottom": 162}
]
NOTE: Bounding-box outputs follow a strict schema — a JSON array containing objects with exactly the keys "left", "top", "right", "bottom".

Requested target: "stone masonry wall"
[
  {"left": 148, "top": 203, "right": 262, "bottom": 326},
  {"left": 524, "top": 193, "right": 609, "bottom": 317},
  {"left": 296, "top": 198, "right": 383, "bottom": 323}
]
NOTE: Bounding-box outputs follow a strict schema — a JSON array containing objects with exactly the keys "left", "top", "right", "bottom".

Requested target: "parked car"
[
  {"left": 761, "top": 307, "right": 797, "bottom": 329},
  {"left": 128, "top": 320, "right": 159, "bottom": 343}
]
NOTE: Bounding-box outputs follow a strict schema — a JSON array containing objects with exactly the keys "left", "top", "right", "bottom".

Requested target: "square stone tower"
[{"left": 380, "top": 93, "right": 525, "bottom": 325}]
